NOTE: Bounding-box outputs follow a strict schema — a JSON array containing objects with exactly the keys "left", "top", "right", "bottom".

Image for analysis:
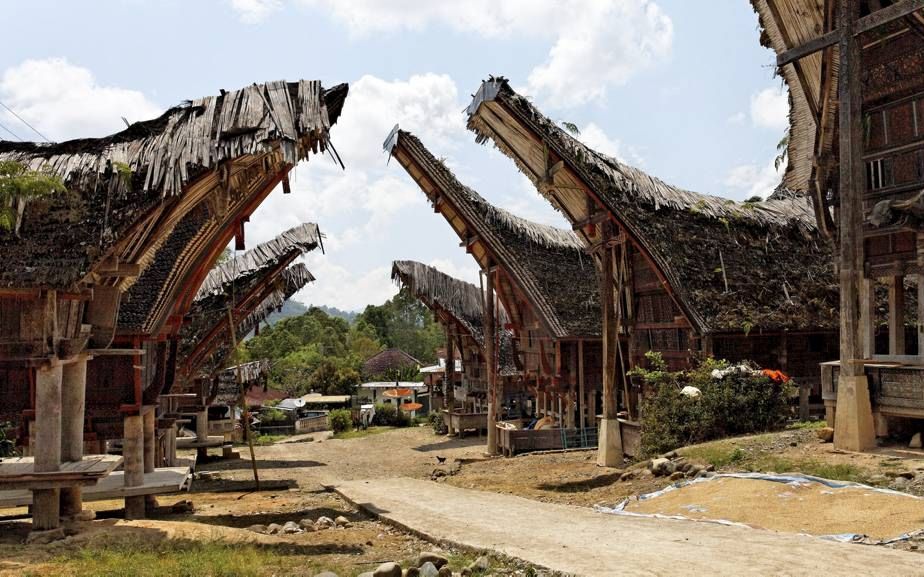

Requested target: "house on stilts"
[
  {"left": 386, "top": 129, "right": 604, "bottom": 456},
  {"left": 465, "top": 77, "right": 839, "bottom": 463},
  {"left": 391, "top": 260, "right": 520, "bottom": 438},
  {"left": 0, "top": 79, "right": 346, "bottom": 535},
  {"left": 751, "top": 0, "right": 924, "bottom": 450},
  {"left": 170, "top": 223, "right": 320, "bottom": 460}
]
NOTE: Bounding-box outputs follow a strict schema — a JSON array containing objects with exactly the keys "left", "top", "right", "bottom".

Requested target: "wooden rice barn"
[
  {"left": 465, "top": 77, "right": 839, "bottom": 463},
  {"left": 0, "top": 78, "right": 347, "bottom": 535},
  {"left": 752, "top": 0, "right": 924, "bottom": 450},
  {"left": 386, "top": 129, "right": 603, "bottom": 455},
  {"left": 391, "top": 260, "right": 520, "bottom": 438},
  {"left": 169, "top": 223, "right": 320, "bottom": 460}
]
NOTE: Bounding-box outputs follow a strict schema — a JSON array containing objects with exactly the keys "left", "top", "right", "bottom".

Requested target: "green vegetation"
[
  {"left": 242, "top": 288, "right": 442, "bottom": 398},
  {"left": 332, "top": 426, "right": 396, "bottom": 440},
  {"left": 328, "top": 408, "right": 353, "bottom": 434},
  {"left": 371, "top": 403, "right": 411, "bottom": 427},
  {"left": 632, "top": 352, "right": 794, "bottom": 456},
  {"left": 682, "top": 438, "right": 869, "bottom": 484},
  {"left": 0, "top": 160, "right": 65, "bottom": 232}
]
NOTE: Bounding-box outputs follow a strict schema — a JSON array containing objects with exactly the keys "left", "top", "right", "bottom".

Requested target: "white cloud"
[
  {"left": 723, "top": 157, "right": 786, "bottom": 200},
  {"left": 296, "top": 258, "right": 397, "bottom": 310},
  {"left": 229, "top": 0, "right": 282, "bottom": 23},
  {"left": 750, "top": 86, "right": 789, "bottom": 131},
  {"left": 0, "top": 58, "right": 161, "bottom": 142},
  {"left": 577, "top": 122, "right": 623, "bottom": 160},
  {"left": 426, "top": 258, "right": 480, "bottom": 286},
  {"left": 727, "top": 111, "right": 746, "bottom": 125},
  {"left": 290, "top": 0, "right": 671, "bottom": 108}
]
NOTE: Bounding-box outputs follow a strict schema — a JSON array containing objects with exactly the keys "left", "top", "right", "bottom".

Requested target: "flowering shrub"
[{"left": 631, "top": 352, "right": 794, "bottom": 456}]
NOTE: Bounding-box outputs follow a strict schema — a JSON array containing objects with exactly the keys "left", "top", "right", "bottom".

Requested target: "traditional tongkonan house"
[
  {"left": 170, "top": 223, "right": 320, "bottom": 460},
  {"left": 752, "top": 0, "right": 924, "bottom": 450},
  {"left": 0, "top": 78, "right": 346, "bottom": 535},
  {"left": 391, "top": 260, "right": 520, "bottom": 438},
  {"left": 386, "top": 129, "right": 603, "bottom": 456},
  {"left": 465, "top": 77, "right": 839, "bottom": 464}
]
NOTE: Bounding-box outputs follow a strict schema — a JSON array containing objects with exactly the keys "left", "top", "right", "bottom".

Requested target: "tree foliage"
[{"left": 244, "top": 291, "right": 442, "bottom": 397}]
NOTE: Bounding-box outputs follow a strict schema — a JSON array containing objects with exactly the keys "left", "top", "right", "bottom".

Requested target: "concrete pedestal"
[
  {"left": 123, "top": 414, "right": 145, "bottom": 519},
  {"left": 596, "top": 418, "right": 623, "bottom": 468},
  {"left": 60, "top": 357, "right": 87, "bottom": 518},
  {"left": 833, "top": 375, "right": 876, "bottom": 451},
  {"left": 33, "top": 364, "right": 63, "bottom": 531}
]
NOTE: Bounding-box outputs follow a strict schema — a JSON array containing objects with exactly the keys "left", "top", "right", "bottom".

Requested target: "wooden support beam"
[
  {"left": 60, "top": 356, "right": 87, "bottom": 518},
  {"left": 597, "top": 222, "right": 623, "bottom": 467},
  {"left": 123, "top": 414, "right": 145, "bottom": 519},
  {"left": 578, "top": 340, "right": 586, "bottom": 429},
  {"left": 777, "top": 0, "right": 924, "bottom": 66},
  {"left": 889, "top": 276, "right": 906, "bottom": 355},
  {"left": 32, "top": 364, "right": 63, "bottom": 531},
  {"left": 484, "top": 264, "right": 498, "bottom": 455}
]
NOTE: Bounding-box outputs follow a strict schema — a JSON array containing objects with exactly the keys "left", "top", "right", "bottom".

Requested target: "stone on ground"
[
  {"left": 417, "top": 552, "right": 448, "bottom": 568},
  {"left": 266, "top": 523, "right": 283, "bottom": 534},
  {"left": 246, "top": 524, "right": 267, "bottom": 534},
  {"left": 910, "top": 432, "right": 922, "bottom": 449},
  {"left": 314, "top": 572, "right": 339, "bottom": 577},
  {"left": 418, "top": 561, "right": 439, "bottom": 577},
  {"left": 373, "top": 561, "right": 402, "bottom": 577},
  {"left": 315, "top": 516, "right": 335, "bottom": 530},
  {"left": 25, "top": 528, "right": 66, "bottom": 545},
  {"left": 334, "top": 515, "right": 351, "bottom": 527},
  {"left": 299, "top": 518, "right": 316, "bottom": 530},
  {"left": 648, "top": 457, "right": 674, "bottom": 476},
  {"left": 437, "top": 567, "right": 452, "bottom": 577},
  {"left": 283, "top": 521, "right": 301, "bottom": 534},
  {"left": 816, "top": 427, "right": 835, "bottom": 443}
]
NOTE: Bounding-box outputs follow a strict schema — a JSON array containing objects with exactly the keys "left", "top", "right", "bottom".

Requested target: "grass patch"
[
  {"left": 332, "top": 426, "right": 395, "bottom": 440},
  {"left": 682, "top": 442, "right": 747, "bottom": 469},
  {"left": 786, "top": 420, "right": 827, "bottom": 431},
  {"left": 249, "top": 434, "right": 287, "bottom": 446},
  {"left": 34, "top": 539, "right": 313, "bottom": 577}
]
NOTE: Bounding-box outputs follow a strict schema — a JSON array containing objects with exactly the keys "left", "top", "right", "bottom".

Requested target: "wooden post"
[
  {"left": 918, "top": 273, "right": 924, "bottom": 359},
  {"left": 484, "top": 265, "right": 498, "bottom": 455},
  {"left": 578, "top": 340, "right": 586, "bottom": 429},
  {"left": 60, "top": 356, "right": 88, "bottom": 518},
  {"left": 445, "top": 327, "right": 454, "bottom": 413},
  {"left": 598, "top": 222, "right": 623, "bottom": 466},
  {"left": 143, "top": 409, "right": 156, "bottom": 512},
  {"left": 860, "top": 277, "right": 875, "bottom": 358},
  {"left": 32, "top": 363, "right": 63, "bottom": 531},
  {"left": 889, "top": 275, "right": 906, "bottom": 355},
  {"left": 195, "top": 409, "right": 208, "bottom": 461},
  {"left": 123, "top": 414, "right": 145, "bottom": 519},
  {"left": 834, "top": 0, "right": 876, "bottom": 451}
]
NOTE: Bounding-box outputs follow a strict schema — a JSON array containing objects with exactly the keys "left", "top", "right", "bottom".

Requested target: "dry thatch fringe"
[
  {"left": 0, "top": 80, "right": 337, "bottom": 199},
  {"left": 237, "top": 263, "right": 314, "bottom": 336},
  {"left": 219, "top": 359, "right": 270, "bottom": 385},
  {"left": 197, "top": 223, "right": 321, "bottom": 299},
  {"left": 467, "top": 78, "right": 816, "bottom": 233},
  {"left": 392, "top": 260, "right": 484, "bottom": 327}
]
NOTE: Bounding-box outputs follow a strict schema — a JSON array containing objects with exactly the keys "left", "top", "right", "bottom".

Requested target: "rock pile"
[
  {"left": 314, "top": 551, "right": 492, "bottom": 577},
  {"left": 247, "top": 514, "right": 352, "bottom": 535},
  {"left": 648, "top": 452, "right": 713, "bottom": 481}
]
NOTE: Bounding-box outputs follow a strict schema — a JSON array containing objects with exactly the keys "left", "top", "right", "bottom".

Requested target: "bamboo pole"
[{"left": 228, "top": 307, "right": 260, "bottom": 490}]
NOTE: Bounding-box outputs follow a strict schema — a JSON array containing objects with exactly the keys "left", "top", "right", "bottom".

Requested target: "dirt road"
[{"left": 333, "top": 478, "right": 924, "bottom": 577}]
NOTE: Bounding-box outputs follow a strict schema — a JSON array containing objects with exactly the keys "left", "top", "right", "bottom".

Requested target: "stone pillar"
[
  {"left": 143, "top": 410, "right": 157, "bottom": 511},
  {"left": 123, "top": 414, "right": 145, "bottom": 519},
  {"left": 196, "top": 409, "right": 209, "bottom": 460},
  {"left": 60, "top": 356, "right": 88, "bottom": 518},
  {"left": 33, "top": 364, "right": 63, "bottom": 531}
]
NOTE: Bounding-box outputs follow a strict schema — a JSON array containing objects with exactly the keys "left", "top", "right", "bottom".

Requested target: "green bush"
[
  {"left": 372, "top": 403, "right": 411, "bottom": 427},
  {"left": 429, "top": 411, "right": 447, "bottom": 434},
  {"left": 328, "top": 409, "right": 353, "bottom": 434},
  {"left": 633, "top": 352, "right": 794, "bottom": 456}
]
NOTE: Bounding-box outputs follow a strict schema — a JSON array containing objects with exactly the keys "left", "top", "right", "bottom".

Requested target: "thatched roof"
[
  {"left": 0, "top": 79, "right": 346, "bottom": 292},
  {"left": 213, "top": 360, "right": 271, "bottom": 406},
  {"left": 197, "top": 223, "right": 321, "bottom": 298},
  {"left": 391, "top": 260, "right": 518, "bottom": 376},
  {"left": 386, "top": 129, "right": 600, "bottom": 339},
  {"left": 465, "top": 77, "right": 838, "bottom": 334},
  {"left": 178, "top": 223, "right": 319, "bottom": 380}
]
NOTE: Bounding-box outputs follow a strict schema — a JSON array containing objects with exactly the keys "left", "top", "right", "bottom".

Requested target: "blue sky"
[{"left": 0, "top": 0, "right": 789, "bottom": 311}]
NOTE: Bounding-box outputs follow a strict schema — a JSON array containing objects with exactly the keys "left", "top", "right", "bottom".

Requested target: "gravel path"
[{"left": 333, "top": 478, "right": 924, "bottom": 577}]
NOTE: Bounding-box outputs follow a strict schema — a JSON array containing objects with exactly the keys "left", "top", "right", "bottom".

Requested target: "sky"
[{"left": 0, "top": 0, "right": 789, "bottom": 312}]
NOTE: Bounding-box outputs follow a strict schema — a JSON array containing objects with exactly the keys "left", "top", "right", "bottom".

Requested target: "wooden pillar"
[
  {"left": 833, "top": 0, "right": 875, "bottom": 451},
  {"left": 60, "top": 356, "right": 88, "bottom": 518},
  {"left": 196, "top": 409, "right": 208, "bottom": 460},
  {"left": 578, "top": 341, "right": 586, "bottom": 429},
  {"left": 484, "top": 265, "right": 498, "bottom": 455},
  {"left": 445, "top": 327, "right": 454, "bottom": 412},
  {"left": 166, "top": 426, "right": 177, "bottom": 467},
  {"left": 143, "top": 410, "right": 156, "bottom": 511},
  {"left": 860, "top": 277, "right": 875, "bottom": 358},
  {"left": 123, "top": 414, "right": 145, "bottom": 519},
  {"left": 597, "top": 222, "right": 623, "bottom": 466},
  {"left": 32, "top": 363, "right": 63, "bottom": 531},
  {"left": 889, "top": 275, "right": 906, "bottom": 355}
]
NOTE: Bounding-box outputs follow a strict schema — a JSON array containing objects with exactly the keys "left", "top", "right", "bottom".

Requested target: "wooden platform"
[
  {"left": 0, "top": 466, "right": 191, "bottom": 508},
  {"left": 176, "top": 435, "right": 225, "bottom": 449},
  {"left": 0, "top": 455, "right": 122, "bottom": 490}
]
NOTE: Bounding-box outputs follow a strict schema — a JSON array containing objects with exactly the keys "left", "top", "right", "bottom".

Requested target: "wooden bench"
[{"left": 0, "top": 455, "right": 122, "bottom": 490}]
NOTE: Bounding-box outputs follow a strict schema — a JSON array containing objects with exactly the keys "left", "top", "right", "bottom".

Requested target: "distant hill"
[
  {"left": 313, "top": 304, "right": 358, "bottom": 323},
  {"left": 262, "top": 300, "right": 309, "bottom": 328}
]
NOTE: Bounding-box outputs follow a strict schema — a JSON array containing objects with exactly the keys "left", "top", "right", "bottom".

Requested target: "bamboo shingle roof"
[
  {"left": 466, "top": 77, "right": 838, "bottom": 333},
  {"left": 387, "top": 129, "right": 601, "bottom": 339}
]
